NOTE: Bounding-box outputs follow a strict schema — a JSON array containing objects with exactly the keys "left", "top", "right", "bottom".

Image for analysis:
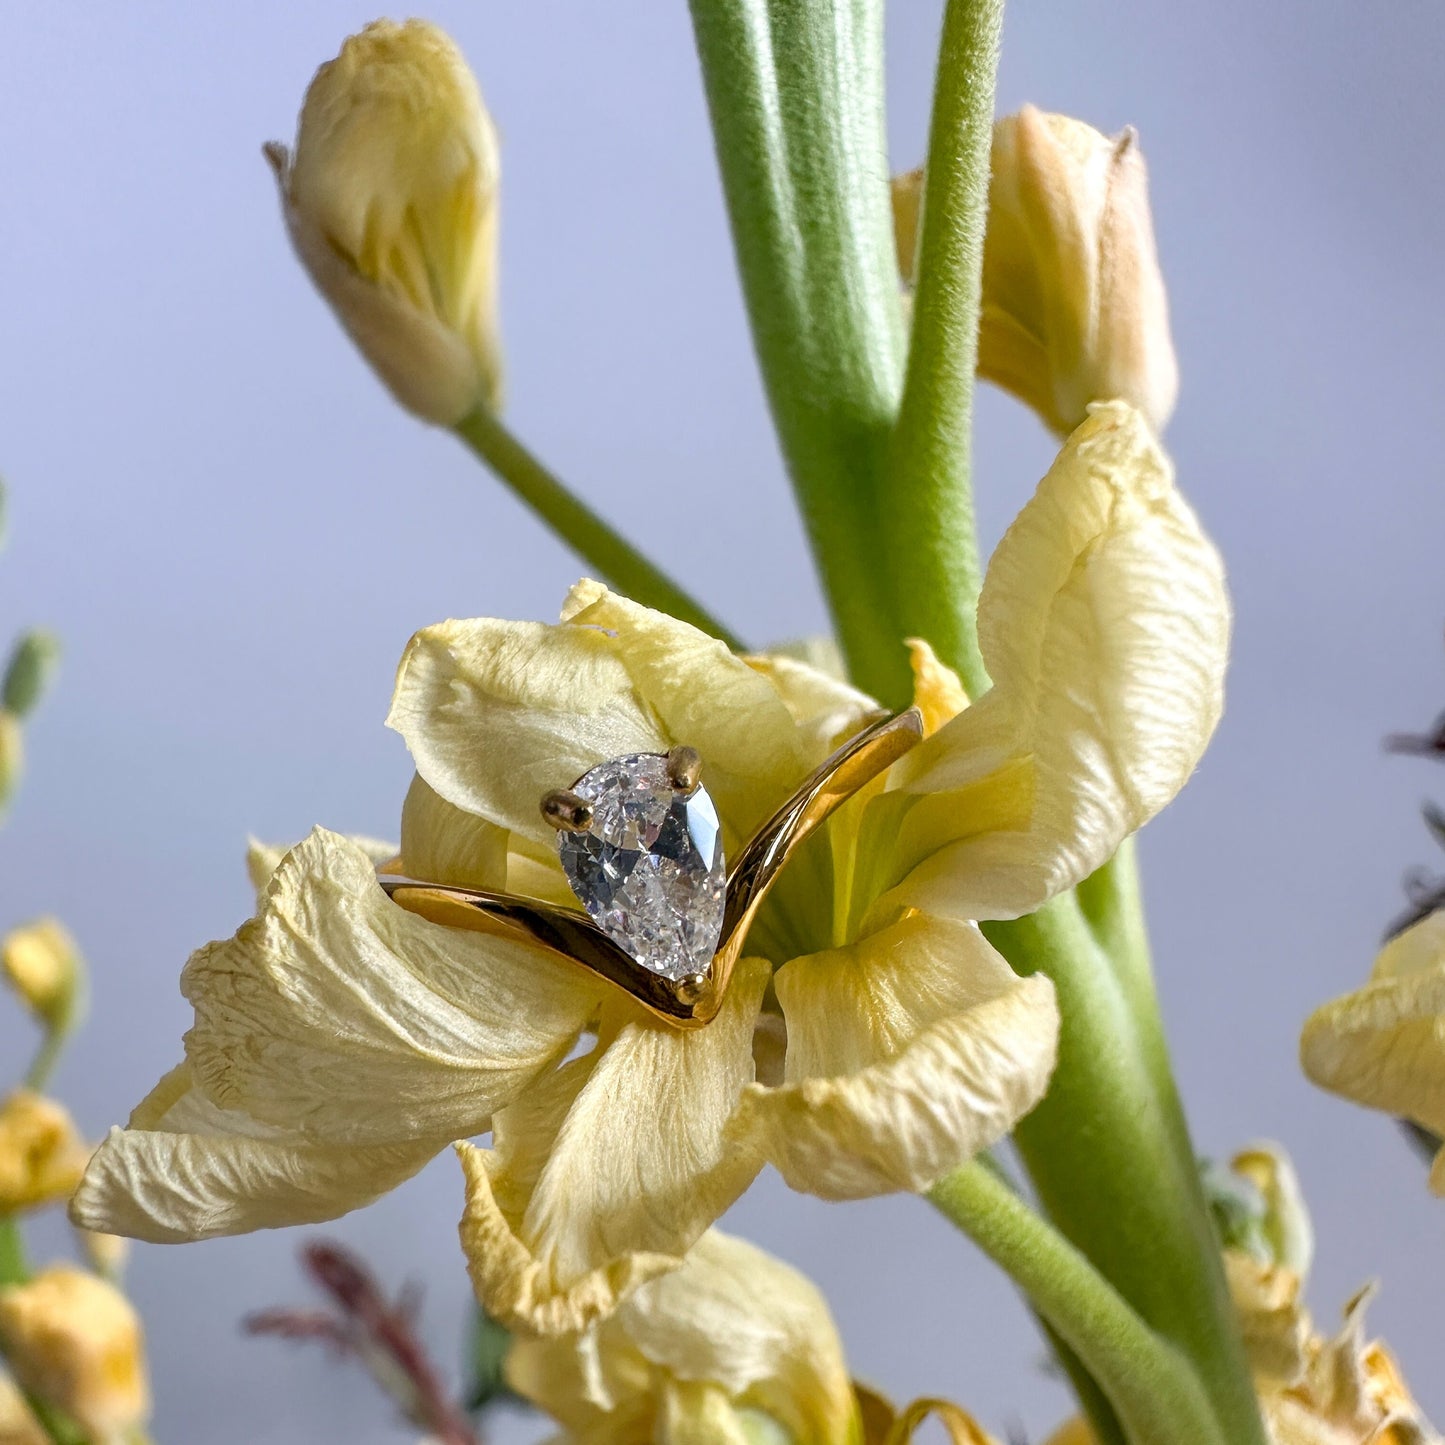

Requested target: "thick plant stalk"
[
  {"left": 985, "top": 896, "right": 1270, "bottom": 1445},
  {"left": 688, "top": 0, "right": 911, "bottom": 706},
  {"left": 691, "top": 2, "right": 1265, "bottom": 1439},
  {"left": 882, "top": 0, "right": 1001, "bottom": 699}
]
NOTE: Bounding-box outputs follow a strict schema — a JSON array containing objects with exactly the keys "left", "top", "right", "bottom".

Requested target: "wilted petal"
[
  {"left": 182, "top": 829, "right": 603, "bottom": 1147},
  {"left": 71, "top": 1065, "right": 438, "bottom": 1243},
  {"left": 561, "top": 583, "right": 810, "bottom": 809},
  {"left": 398, "top": 772, "right": 509, "bottom": 889},
  {"left": 458, "top": 960, "right": 768, "bottom": 1334},
  {"left": 507, "top": 1230, "right": 859, "bottom": 1445},
  {"left": 246, "top": 833, "right": 396, "bottom": 896},
  {"left": 730, "top": 914, "right": 1058, "bottom": 1199},
  {"left": 1223, "top": 1253, "right": 1311, "bottom": 1390},
  {"left": 1262, "top": 1287, "right": 1441, "bottom": 1444},
  {"left": 388, "top": 585, "right": 818, "bottom": 851},
  {"left": 387, "top": 611, "right": 659, "bottom": 846},
  {"left": 1301, "top": 914, "right": 1445, "bottom": 1175},
  {"left": 743, "top": 650, "right": 879, "bottom": 760},
  {"left": 883, "top": 403, "right": 1227, "bottom": 922}
]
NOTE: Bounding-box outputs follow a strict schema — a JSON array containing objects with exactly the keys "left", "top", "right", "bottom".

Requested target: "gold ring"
[{"left": 380, "top": 708, "right": 922, "bottom": 1028}]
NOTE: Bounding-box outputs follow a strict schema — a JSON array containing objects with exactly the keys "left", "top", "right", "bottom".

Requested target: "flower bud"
[
  {"left": 0, "top": 1267, "right": 149, "bottom": 1442},
  {"left": 1, "top": 632, "right": 60, "bottom": 721},
  {"left": 267, "top": 19, "right": 502, "bottom": 425},
  {"left": 0, "top": 1092, "right": 89, "bottom": 1213},
  {"left": 1, "top": 919, "right": 84, "bottom": 1033},
  {"left": 892, "top": 106, "right": 1177, "bottom": 436}
]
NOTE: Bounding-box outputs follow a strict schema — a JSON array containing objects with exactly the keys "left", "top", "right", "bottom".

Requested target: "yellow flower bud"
[
  {"left": 0, "top": 1093, "right": 89, "bottom": 1213},
  {"left": 267, "top": 19, "right": 503, "bottom": 425},
  {"left": 2, "top": 919, "right": 83, "bottom": 1032},
  {"left": 0, "top": 1374, "right": 48, "bottom": 1445},
  {"left": 892, "top": 106, "right": 1176, "bottom": 437},
  {"left": 0, "top": 1267, "right": 149, "bottom": 1443}
]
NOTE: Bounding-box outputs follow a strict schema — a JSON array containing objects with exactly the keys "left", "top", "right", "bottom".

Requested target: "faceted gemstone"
[{"left": 557, "top": 752, "right": 726, "bottom": 981}]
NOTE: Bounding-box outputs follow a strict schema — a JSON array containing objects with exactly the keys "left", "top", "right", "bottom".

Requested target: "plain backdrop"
[{"left": 3, "top": 3, "right": 1445, "bottom": 1441}]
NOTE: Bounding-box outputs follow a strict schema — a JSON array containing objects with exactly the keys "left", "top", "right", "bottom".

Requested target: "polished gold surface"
[
  {"left": 664, "top": 744, "right": 703, "bottom": 793},
  {"left": 381, "top": 708, "right": 924, "bottom": 1027},
  {"left": 540, "top": 789, "right": 593, "bottom": 832}
]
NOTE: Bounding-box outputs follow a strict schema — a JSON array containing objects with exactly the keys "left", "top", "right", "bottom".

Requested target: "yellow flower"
[
  {"left": 0, "top": 1092, "right": 89, "bottom": 1214},
  {"left": 507, "top": 1229, "right": 863, "bottom": 1444},
  {"left": 510, "top": 1228, "right": 1007, "bottom": 1445},
  {"left": 74, "top": 403, "right": 1226, "bottom": 1335},
  {"left": 0, "top": 1267, "right": 149, "bottom": 1445},
  {"left": 894, "top": 107, "right": 1176, "bottom": 436},
  {"left": 0, "top": 1373, "right": 48, "bottom": 1445},
  {"left": 1300, "top": 910, "right": 1445, "bottom": 1189},
  {"left": 2, "top": 919, "right": 83, "bottom": 1031},
  {"left": 266, "top": 19, "right": 502, "bottom": 425}
]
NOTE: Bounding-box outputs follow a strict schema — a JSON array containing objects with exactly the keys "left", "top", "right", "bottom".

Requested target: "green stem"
[
  {"left": 0, "top": 1214, "right": 27, "bottom": 1286},
  {"left": 23, "top": 1027, "right": 66, "bottom": 1093},
  {"left": 929, "top": 1162, "right": 1227, "bottom": 1445},
  {"left": 1039, "top": 1318, "right": 1129, "bottom": 1445},
  {"left": 688, "top": 0, "right": 910, "bottom": 705},
  {"left": 980, "top": 1154, "right": 1128, "bottom": 1445},
  {"left": 985, "top": 896, "right": 1268, "bottom": 1445},
  {"left": 18, "top": 1391, "right": 87, "bottom": 1445},
  {"left": 882, "top": 0, "right": 1002, "bottom": 699},
  {"left": 453, "top": 408, "right": 743, "bottom": 650}
]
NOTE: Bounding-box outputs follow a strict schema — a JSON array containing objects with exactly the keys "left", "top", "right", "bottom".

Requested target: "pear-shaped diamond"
[{"left": 556, "top": 752, "right": 726, "bottom": 980}]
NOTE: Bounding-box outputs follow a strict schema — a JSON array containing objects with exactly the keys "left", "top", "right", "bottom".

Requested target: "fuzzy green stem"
[
  {"left": 882, "top": 0, "right": 1001, "bottom": 698},
  {"left": 985, "top": 896, "right": 1269, "bottom": 1445},
  {"left": 453, "top": 408, "right": 743, "bottom": 650},
  {"left": 688, "top": 0, "right": 911, "bottom": 705},
  {"left": 929, "top": 1162, "right": 1227, "bottom": 1445}
]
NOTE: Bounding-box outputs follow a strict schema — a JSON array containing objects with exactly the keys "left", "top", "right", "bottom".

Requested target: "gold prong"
[
  {"left": 665, "top": 745, "right": 703, "bottom": 794},
  {"left": 541, "top": 789, "right": 594, "bottom": 832},
  {"left": 674, "top": 972, "right": 711, "bottom": 1006}
]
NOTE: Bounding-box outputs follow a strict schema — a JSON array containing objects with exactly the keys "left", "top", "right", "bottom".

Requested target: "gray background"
[{"left": 3, "top": 2, "right": 1444, "bottom": 1440}]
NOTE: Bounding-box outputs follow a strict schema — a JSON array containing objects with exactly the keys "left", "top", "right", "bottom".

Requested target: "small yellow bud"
[
  {"left": 0, "top": 1374, "right": 48, "bottom": 1445},
  {"left": 267, "top": 18, "right": 503, "bottom": 425},
  {"left": 893, "top": 106, "right": 1176, "bottom": 436},
  {"left": 0, "top": 1267, "right": 149, "bottom": 1443},
  {"left": 1, "top": 919, "right": 83, "bottom": 1032},
  {"left": 0, "top": 1092, "right": 89, "bottom": 1213}
]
